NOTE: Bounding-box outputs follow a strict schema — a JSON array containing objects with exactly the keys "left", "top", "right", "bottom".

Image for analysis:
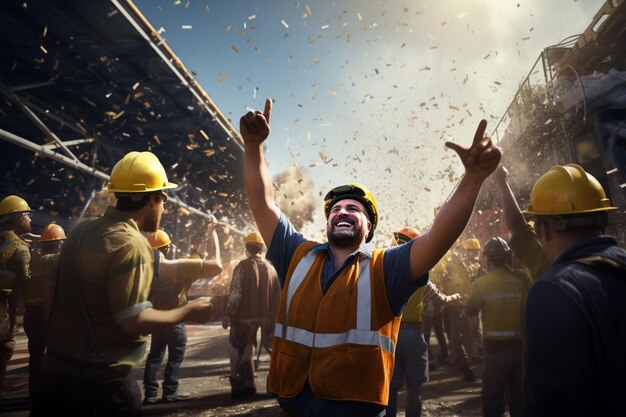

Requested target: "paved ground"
[{"left": 1, "top": 323, "right": 486, "bottom": 416}]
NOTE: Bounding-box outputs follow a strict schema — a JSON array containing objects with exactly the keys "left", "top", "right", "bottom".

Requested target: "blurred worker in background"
[
  {"left": 223, "top": 231, "right": 280, "bottom": 399},
  {"left": 519, "top": 164, "right": 626, "bottom": 417},
  {"left": 422, "top": 260, "right": 450, "bottom": 371},
  {"left": 24, "top": 223, "right": 66, "bottom": 398},
  {"left": 465, "top": 236, "right": 526, "bottom": 417},
  {"left": 142, "top": 225, "right": 222, "bottom": 404},
  {"left": 439, "top": 247, "right": 476, "bottom": 382},
  {"left": 387, "top": 227, "right": 461, "bottom": 417},
  {"left": 0, "top": 195, "right": 33, "bottom": 397},
  {"left": 492, "top": 166, "right": 549, "bottom": 281},
  {"left": 31, "top": 151, "right": 214, "bottom": 417},
  {"left": 240, "top": 98, "right": 500, "bottom": 416}
]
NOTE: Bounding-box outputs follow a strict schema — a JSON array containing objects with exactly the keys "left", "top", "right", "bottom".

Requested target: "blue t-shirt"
[{"left": 266, "top": 213, "right": 428, "bottom": 417}]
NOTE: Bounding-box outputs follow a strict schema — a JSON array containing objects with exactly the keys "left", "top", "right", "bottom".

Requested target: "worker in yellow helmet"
[
  {"left": 143, "top": 224, "right": 223, "bottom": 404},
  {"left": 22, "top": 223, "right": 66, "bottom": 398},
  {"left": 0, "top": 195, "right": 33, "bottom": 394},
  {"left": 494, "top": 164, "right": 626, "bottom": 416},
  {"left": 465, "top": 236, "right": 526, "bottom": 417},
  {"left": 240, "top": 98, "right": 500, "bottom": 416},
  {"left": 223, "top": 231, "right": 280, "bottom": 399},
  {"left": 31, "top": 151, "right": 213, "bottom": 416},
  {"left": 387, "top": 228, "right": 461, "bottom": 417}
]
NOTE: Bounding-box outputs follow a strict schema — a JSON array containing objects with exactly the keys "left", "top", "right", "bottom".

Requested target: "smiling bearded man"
[{"left": 326, "top": 198, "right": 371, "bottom": 248}]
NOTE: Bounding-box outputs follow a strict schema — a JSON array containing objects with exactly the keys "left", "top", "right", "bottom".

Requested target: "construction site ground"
[{"left": 1, "top": 322, "right": 490, "bottom": 417}]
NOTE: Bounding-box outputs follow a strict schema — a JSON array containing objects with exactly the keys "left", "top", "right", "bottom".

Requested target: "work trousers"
[
  {"left": 423, "top": 311, "right": 448, "bottom": 362},
  {"left": 446, "top": 306, "right": 472, "bottom": 369},
  {"left": 143, "top": 323, "right": 187, "bottom": 397},
  {"left": 0, "top": 292, "right": 16, "bottom": 394},
  {"left": 30, "top": 353, "right": 142, "bottom": 417},
  {"left": 24, "top": 303, "right": 46, "bottom": 398},
  {"left": 482, "top": 346, "right": 524, "bottom": 417}
]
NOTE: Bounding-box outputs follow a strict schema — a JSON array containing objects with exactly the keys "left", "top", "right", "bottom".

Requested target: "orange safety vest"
[{"left": 267, "top": 241, "right": 400, "bottom": 405}]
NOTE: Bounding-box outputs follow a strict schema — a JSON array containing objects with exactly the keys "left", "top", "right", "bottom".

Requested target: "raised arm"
[
  {"left": 492, "top": 165, "right": 527, "bottom": 235},
  {"left": 240, "top": 98, "right": 281, "bottom": 247},
  {"left": 409, "top": 120, "right": 501, "bottom": 279}
]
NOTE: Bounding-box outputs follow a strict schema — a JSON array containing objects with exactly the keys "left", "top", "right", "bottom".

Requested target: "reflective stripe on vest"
[
  {"left": 483, "top": 291, "right": 523, "bottom": 301},
  {"left": 484, "top": 330, "right": 521, "bottom": 337},
  {"left": 277, "top": 251, "right": 395, "bottom": 353}
]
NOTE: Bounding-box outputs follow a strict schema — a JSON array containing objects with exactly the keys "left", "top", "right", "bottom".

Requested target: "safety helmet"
[
  {"left": 394, "top": 227, "right": 420, "bottom": 245},
  {"left": 463, "top": 238, "right": 481, "bottom": 250},
  {"left": 482, "top": 237, "right": 510, "bottom": 258},
  {"left": 245, "top": 231, "right": 264, "bottom": 247},
  {"left": 148, "top": 229, "right": 171, "bottom": 249},
  {"left": 323, "top": 183, "right": 378, "bottom": 243},
  {"left": 523, "top": 164, "right": 616, "bottom": 216},
  {"left": 107, "top": 151, "right": 178, "bottom": 194},
  {"left": 39, "top": 224, "right": 66, "bottom": 242},
  {"left": 0, "top": 195, "right": 33, "bottom": 218}
]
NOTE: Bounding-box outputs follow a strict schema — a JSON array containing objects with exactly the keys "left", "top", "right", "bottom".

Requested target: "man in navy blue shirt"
[
  {"left": 522, "top": 164, "right": 626, "bottom": 417},
  {"left": 239, "top": 98, "right": 501, "bottom": 417}
]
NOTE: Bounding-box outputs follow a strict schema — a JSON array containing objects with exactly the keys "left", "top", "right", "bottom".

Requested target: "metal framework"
[{"left": 0, "top": 0, "right": 250, "bottom": 231}]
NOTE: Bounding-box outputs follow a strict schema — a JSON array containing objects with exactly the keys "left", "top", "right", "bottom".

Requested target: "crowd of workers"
[{"left": 0, "top": 97, "right": 624, "bottom": 417}]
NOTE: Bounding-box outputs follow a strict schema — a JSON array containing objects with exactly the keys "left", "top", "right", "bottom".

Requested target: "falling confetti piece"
[
  {"left": 357, "top": 12, "right": 363, "bottom": 20},
  {"left": 229, "top": 45, "right": 239, "bottom": 53},
  {"left": 182, "top": 25, "right": 193, "bottom": 30},
  {"left": 217, "top": 75, "right": 228, "bottom": 82},
  {"left": 281, "top": 19, "right": 289, "bottom": 28},
  {"left": 306, "top": 5, "right": 312, "bottom": 15},
  {"left": 309, "top": 53, "right": 319, "bottom": 63},
  {"left": 248, "top": 14, "right": 256, "bottom": 20}
]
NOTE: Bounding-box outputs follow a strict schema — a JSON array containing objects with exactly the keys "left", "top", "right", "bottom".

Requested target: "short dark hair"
[
  {"left": 535, "top": 212, "right": 606, "bottom": 238},
  {"left": 115, "top": 192, "right": 162, "bottom": 211},
  {"left": 246, "top": 243, "right": 263, "bottom": 255}
]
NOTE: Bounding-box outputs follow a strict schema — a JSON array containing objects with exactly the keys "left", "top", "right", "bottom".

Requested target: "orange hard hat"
[
  {"left": 393, "top": 227, "right": 420, "bottom": 245},
  {"left": 39, "top": 224, "right": 66, "bottom": 242},
  {"left": 148, "top": 229, "right": 171, "bottom": 249}
]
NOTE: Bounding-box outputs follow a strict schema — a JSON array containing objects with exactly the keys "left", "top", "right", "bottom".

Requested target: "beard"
[
  {"left": 327, "top": 225, "right": 365, "bottom": 248},
  {"left": 15, "top": 217, "right": 31, "bottom": 235},
  {"left": 141, "top": 209, "right": 161, "bottom": 233}
]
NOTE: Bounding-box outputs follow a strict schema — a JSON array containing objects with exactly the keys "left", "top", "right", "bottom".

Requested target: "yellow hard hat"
[
  {"left": 323, "top": 183, "right": 378, "bottom": 242},
  {"left": 40, "top": 224, "right": 66, "bottom": 242},
  {"left": 523, "top": 164, "right": 616, "bottom": 216},
  {"left": 148, "top": 229, "right": 171, "bottom": 249},
  {"left": 0, "top": 195, "right": 33, "bottom": 218},
  {"left": 394, "top": 227, "right": 420, "bottom": 245},
  {"left": 463, "top": 238, "right": 481, "bottom": 250},
  {"left": 245, "top": 231, "right": 265, "bottom": 246},
  {"left": 107, "top": 151, "right": 178, "bottom": 194}
]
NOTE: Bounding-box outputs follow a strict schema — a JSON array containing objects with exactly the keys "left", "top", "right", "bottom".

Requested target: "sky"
[{"left": 133, "top": 0, "right": 606, "bottom": 241}]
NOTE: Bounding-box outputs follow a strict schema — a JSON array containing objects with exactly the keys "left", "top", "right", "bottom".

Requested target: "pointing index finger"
[
  {"left": 472, "top": 119, "right": 488, "bottom": 146},
  {"left": 264, "top": 98, "right": 272, "bottom": 124}
]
